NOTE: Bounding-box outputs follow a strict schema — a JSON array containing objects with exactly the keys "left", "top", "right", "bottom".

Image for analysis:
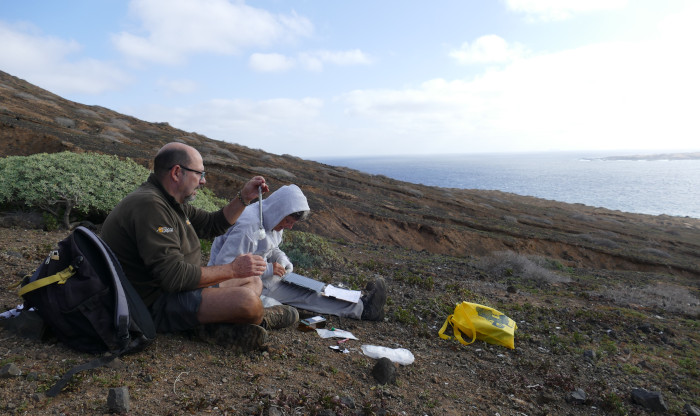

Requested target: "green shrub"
[
  {"left": 190, "top": 187, "right": 227, "bottom": 211},
  {"left": 393, "top": 270, "right": 434, "bottom": 290},
  {"left": 601, "top": 392, "right": 626, "bottom": 415},
  {"left": 0, "top": 152, "right": 228, "bottom": 229},
  {"left": 393, "top": 306, "right": 419, "bottom": 325},
  {"left": 0, "top": 152, "right": 149, "bottom": 228},
  {"left": 279, "top": 231, "right": 342, "bottom": 271}
]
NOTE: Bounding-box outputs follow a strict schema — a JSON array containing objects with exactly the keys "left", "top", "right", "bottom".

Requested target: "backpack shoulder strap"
[
  {"left": 74, "top": 226, "right": 156, "bottom": 347},
  {"left": 46, "top": 355, "right": 119, "bottom": 397},
  {"left": 17, "top": 266, "right": 76, "bottom": 297},
  {"left": 73, "top": 226, "right": 131, "bottom": 348}
]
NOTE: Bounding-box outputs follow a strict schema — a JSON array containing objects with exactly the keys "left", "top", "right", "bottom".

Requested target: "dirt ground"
[
  {"left": 2, "top": 67, "right": 699, "bottom": 416},
  {"left": 1, "top": 226, "right": 699, "bottom": 416}
]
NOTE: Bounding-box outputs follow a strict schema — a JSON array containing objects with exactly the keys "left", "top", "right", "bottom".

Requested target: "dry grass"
[
  {"left": 476, "top": 250, "right": 572, "bottom": 285},
  {"left": 598, "top": 283, "right": 700, "bottom": 317}
]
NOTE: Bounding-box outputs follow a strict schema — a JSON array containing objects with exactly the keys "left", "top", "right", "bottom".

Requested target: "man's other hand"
[
  {"left": 241, "top": 176, "right": 269, "bottom": 204},
  {"left": 231, "top": 253, "right": 267, "bottom": 278}
]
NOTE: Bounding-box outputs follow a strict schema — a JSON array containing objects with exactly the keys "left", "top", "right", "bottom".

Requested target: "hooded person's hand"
[{"left": 272, "top": 262, "right": 287, "bottom": 277}]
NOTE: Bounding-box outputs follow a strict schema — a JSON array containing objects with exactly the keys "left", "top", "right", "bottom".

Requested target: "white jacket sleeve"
[{"left": 268, "top": 246, "right": 293, "bottom": 275}]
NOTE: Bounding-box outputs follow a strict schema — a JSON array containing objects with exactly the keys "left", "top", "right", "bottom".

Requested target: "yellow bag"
[{"left": 439, "top": 302, "right": 517, "bottom": 349}]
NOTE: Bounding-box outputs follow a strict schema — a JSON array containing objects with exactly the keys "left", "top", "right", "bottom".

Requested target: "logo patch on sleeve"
[{"left": 157, "top": 226, "right": 174, "bottom": 233}]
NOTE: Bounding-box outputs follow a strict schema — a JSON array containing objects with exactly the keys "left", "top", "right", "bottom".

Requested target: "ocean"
[{"left": 316, "top": 152, "right": 700, "bottom": 219}]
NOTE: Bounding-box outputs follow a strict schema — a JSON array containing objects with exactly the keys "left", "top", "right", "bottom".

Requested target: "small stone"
[
  {"left": 583, "top": 350, "right": 596, "bottom": 361},
  {"left": 107, "top": 386, "right": 130, "bottom": 414},
  {"left": 568, "top": 388, "right": 587, "bottom": 404},
  {"left": 371, "top": 357, "right": 397, "bottom": 385},
  {"left": 0, "top": 363, "right": 22, "bottom": 378},
  {"left": 631, "top": 388, "right": 667, "bottom": 412},
  {"left": 340, "top": 396, "right": 356, "bottom": 409}
]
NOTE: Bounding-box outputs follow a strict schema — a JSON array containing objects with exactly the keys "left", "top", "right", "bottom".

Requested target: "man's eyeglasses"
[{"left": 178, "top": 165, "right": 206, "bottom": 180}]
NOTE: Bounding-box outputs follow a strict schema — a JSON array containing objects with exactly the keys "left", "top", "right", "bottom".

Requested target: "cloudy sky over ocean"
[{"left": 2, "top": 0, "right": 699, "bottom": 158}]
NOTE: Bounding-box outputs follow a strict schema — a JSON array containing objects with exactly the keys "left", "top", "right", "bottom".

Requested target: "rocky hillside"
[
  {"left": 1, "top": 69, "right": 699, "bottom": 280},
  {"left": 2, "top": 70, "right": 700, "bottom": 415}
]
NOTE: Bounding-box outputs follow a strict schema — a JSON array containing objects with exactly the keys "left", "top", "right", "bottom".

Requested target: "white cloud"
[
  {"left": 313, "top": 49, "right": 371, "bottom": 66},
  {"left": 156, "top": 78, "right": 199, "bottom": 95},
  {"left": 450, "top": 35, "right": 528, "bottom": 65},
  {"left": 299, "top": 49, "right": 371, "bottom": 71},
  {"left": 336, "top": 25, "right": 700, "bottom": 155},
  {"left": 141, "top": 96, "right": 328, "bottom": 154},
  {"left": 504, "top": 0, "right": 628, "bottom": 21},
  {"left": 113, "top": 0, "right": 313, "bottom": 64},
  {"left": 0, "top": 21, "right": 130, "bottom": 95},
  {"left": 248, "top": 49, "right": 372, "bottom": 73},
  {"left": 141, "top": 6, "right": 700, "bottom": 158},
  {"left": 249, "top": 53, "right": 296, "bottom": 72}
]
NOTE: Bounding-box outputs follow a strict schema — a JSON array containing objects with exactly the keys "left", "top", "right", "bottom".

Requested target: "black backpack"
[{"left": 19, "top": 226, "right": 155, "bottom": 396}]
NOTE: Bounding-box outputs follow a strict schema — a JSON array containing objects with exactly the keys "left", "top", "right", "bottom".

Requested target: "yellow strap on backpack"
[
  {"left": 439, "top": 301, "right": 517, "bottom": 349},
  {"left": 17, "top": 266, "right": 76, "bottom": 297}
]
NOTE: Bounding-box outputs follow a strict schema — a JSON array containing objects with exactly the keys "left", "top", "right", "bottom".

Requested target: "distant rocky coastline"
[{"left": 583, "top": 152, "right": 700, "bottom": 161}]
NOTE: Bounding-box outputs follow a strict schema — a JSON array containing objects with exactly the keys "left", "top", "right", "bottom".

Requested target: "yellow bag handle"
[
  {"left": 18, "top": 266, "right": 76, "bottom": 297},
  {"left": 438, "top": 315, "right": 452, "bottom": 340},
  {"left": 438, "top": 312, "right": 477, "bottom": 345}
]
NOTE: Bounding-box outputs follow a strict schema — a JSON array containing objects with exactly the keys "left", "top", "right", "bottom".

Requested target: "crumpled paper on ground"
[{"left": 315, "top": 328, "right": 358, "bottom": 340}]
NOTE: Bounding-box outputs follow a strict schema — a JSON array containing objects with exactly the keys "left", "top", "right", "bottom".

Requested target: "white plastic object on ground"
[{"left": 361, "top": 344, "right": 415, "bottom": 365}]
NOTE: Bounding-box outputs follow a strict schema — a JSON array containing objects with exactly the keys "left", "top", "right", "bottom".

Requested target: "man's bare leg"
[
  {"left": 218, "top": 275, "right": 263, "bottom": 294},
  {"left": 197, "top": 285, "right": 264, "bottom": 325}
]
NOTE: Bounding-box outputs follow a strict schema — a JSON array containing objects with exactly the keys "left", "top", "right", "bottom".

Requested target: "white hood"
[{"left": 260, "top": 184, "right": 309, "bottom": 231}]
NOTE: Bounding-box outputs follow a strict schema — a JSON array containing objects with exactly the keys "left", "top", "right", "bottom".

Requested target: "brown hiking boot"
[
  {"left": 194, "top": 323, "right": 268, "bottom": 352},
  {"left": 361, "top": 277, "right": 387, "bottom": 321},
  {"left": 261, "top": 305, "right": 299, "bottom": 330}
]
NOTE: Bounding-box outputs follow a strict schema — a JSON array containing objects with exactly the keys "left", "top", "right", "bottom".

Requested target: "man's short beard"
[{"left": 184, "top": 194, "right": 196, "bottom": 203}]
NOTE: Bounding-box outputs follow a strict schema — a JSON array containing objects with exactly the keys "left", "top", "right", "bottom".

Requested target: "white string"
[{"left": 254, "top": 186, "right": 266, "bottom": 240}]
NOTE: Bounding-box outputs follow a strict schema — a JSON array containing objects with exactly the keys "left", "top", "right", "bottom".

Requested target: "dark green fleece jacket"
[{"left": 101, "top": 174, "right": 231, "bottom": 306}]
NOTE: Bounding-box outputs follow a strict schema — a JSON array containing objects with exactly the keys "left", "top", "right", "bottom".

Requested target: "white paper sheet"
[
  {"left": 323, "top": 284, "right": 361, "bottom": 303},
  {"left": 315, "top": 328, "right": 358, "bottom": 340}
]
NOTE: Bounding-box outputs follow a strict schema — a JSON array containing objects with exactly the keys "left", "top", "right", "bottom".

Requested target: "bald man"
[{"left": 102, "top": 142, "right": 298, "bottom": 352}]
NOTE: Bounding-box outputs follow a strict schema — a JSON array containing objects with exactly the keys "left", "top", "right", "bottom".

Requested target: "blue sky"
[{"left": 2, "top": 0, "right": 699, "bottom": 159}]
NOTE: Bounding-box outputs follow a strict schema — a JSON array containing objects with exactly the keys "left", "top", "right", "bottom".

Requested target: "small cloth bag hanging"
[{"left": 439, "top": 301, "right": 517, "bottom": 349}]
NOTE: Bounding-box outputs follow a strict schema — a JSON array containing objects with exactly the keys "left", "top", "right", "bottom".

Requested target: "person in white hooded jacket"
[{"left": 208, "top": 184, "right": 386, "bottom": 321}]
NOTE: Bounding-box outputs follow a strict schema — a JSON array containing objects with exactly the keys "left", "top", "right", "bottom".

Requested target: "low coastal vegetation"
[
  {"left": 2, "top": 225, "right": 699, "bottom": 414},
  {"left": 0, "top": 152, "right": 226, "bottom": 229},
  {"left": 1, "top": 151, "right": 699, "bottom": 413}
]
